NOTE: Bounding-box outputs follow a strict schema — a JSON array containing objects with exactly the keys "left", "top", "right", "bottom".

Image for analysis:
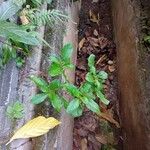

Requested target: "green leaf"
[
  {"left": 50, "top": 55, "right": 60, "bottom": 63},
  {"left": 0, "top": 0, "right": 24, "bottom": 20},
  {"left": 64, "top": 63, "right": 75, "bottom": 69},
  {"left": 6, "top": 101, "right": 24, "bottom": 119},
  {"left": 50, "top": 93, "right": 63, "bottom": 112},
  {"left": 65, "top": 83, "right": 81, "bottom": 97},
  {"left": 85, "top": 73, "right": 95, "bottom": 83},
  {"left": 83, "top": 98, "right": 100, "bottom": 113},
  {"left": 62, "top": 98, "right": 69, "bottom": 109},
  {"left": 88, "top": 54, "right": 96, "bottom": 73},
  {"left": 31, "top": 93, "right": 48, "bottom": 104},
  {"left": 0, "top": 21, "right": 40, "bottom": 45},
  {"left": 30, "top": 76, "right": 48, "bottom": 92},
  {"left": 49, "top": 79, "right": 61, "bottom": 90},
  {"left": 96, "top": 91, "right": 109, "bottom": 105},
  {"left": 61, "top": 43, "right": 73, "bottom": 61},
  {"left": 88, "top": 54, "right": 95, "bottom": 68},
  {"left": 48, "top": 62, "right": 63, "bottom": 77},
  {"left": 46, "top": 0, "right": 53, "bottom": 4},
  {"left": 69, "top": 106, "right": 83, "bottom": 117},
  {"left": 98, "top": 71, "right": 108, "bottom": 80},
  {"left": 13, "top": 101, "right": 24, "bottom": 111},
  {"left": 67, "top": 99, "right": 80, "bottom": 114},
  {"left": 80, "top": 82, "right": 92, "bottom": 93}
]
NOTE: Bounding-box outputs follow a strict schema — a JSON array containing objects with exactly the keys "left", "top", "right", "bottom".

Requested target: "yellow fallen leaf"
[{"left": 7, "top": 116, "right": 60, "bottom": 144}]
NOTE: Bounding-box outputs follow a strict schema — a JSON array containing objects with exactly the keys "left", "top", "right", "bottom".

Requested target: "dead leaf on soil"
[
  {"left": 98, "top": 37, "right": 109, "bottom": 49},
  {"left": 20, "top": 9, "right": 29, "bottom": 25},
  {"left": 7, "top": 116, "right": 60, "bottom": 144},
  {"left": 95, "top": 134, "right": 107, "bottom": 145},
  {"left": 89, "top": 10, "right": 100, "bottom": 25},
  {"left": 79, "top": 38, "right": 86, "bottom": 51},
  {"left": 100, "top": 111, "right": 120, "bottom": 128},
  {"left": 81, "top": 138, "right": 88, "bottom": 150},
  {"left": 87, "top": 37, "right": 99, "bottom": 47},
  {"left": 93, "top": 29, "right": 99, "bottom": 36},
  {"left": 108, "top": 65, "right": 115, "bottom": 72},
  {"left": 96, "top": 54, "right": 107, "bottom": 64}
]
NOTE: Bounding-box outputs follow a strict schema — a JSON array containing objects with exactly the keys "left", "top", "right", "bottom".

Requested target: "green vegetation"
[
  {"left": 6, "top": 101, "right": 24, "bottom": 119},
  {"left": 30, "top": 43, "right": 109, "bottom": 117},
  {"left": 0, "top": 0, "right": 67, "bottom": 68}
]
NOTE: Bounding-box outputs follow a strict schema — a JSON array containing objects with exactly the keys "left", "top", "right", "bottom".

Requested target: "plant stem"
[{"left": 63, "top": 71, "right": 70, "bottom": 83}]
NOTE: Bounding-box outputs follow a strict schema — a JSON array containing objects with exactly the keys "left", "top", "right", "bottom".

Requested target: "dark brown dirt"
[{"left": 73, "top": 0, "right": 122, "bottom": 149}]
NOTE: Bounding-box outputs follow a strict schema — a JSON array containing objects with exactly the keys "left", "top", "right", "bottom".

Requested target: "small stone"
[{"left": 108, "top": 60, "right": 113, "bottom": 65}]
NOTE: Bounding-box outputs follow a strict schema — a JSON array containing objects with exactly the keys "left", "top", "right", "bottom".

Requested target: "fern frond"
[
  {"left": 26, "top": 9, "right": 68, "bottom": 26},
  {"left": 30, "top": 0, "right": 52, "bottom": 6},
  {"left": 12, "top": 0, "right": 26, "bottom": 6}
]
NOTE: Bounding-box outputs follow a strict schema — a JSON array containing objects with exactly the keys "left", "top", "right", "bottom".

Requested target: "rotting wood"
[{"left": 112, "top": 0, "right": 150, "bottom": 149}]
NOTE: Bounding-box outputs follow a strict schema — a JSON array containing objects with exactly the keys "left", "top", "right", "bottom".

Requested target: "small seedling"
[
  {"left": 6, "top": 101, "right": 24, "bottom": 119},
  {"left": 30, "top": 43, "right": 109, "bottom": 117},
  {"left": 85, "top": 54, "right": 109, "bottom": 105}
]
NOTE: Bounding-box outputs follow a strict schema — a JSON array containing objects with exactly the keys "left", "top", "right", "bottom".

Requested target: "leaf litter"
[{"left": 74, "top": 0, "right": 122, "bottom": 149}]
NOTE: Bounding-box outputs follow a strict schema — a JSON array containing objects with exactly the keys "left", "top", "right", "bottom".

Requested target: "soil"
[{"left": 73, "top": 0, "right": 122, "bottom": 149}]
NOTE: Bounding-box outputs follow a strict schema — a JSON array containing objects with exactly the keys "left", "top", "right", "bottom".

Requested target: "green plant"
[
  {"left": 86, "top": 54, "right": 109, "bottom": 105},
  {"left": 30, "top": 43, "right": 109, "bottom": 117},
  {"left": 26, "top": 9, "right": 68, "bottom": 27},
  {"left": 0, "top": 0, "right": 67, "bottom": 68},
  {"left": 144, "top": 35, "right": 150, "bottom": 43},
  {"left": 6, "top": 101, "right": 24, "bottom": 119}
]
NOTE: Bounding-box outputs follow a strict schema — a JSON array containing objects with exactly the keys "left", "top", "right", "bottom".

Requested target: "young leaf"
[
  {"left": 88, "top": 54, "right": 95, "bottom": 68},
  {"left": 83, "top": 98, "right": 100, "bottom": 113},
  {"left": 69, "top": 106, "right": 83, "bottom": 117},
  {"left": 61, "top": 43, "right": 73, "bottom": 61},
  {"left": 6, "top": 101, "right": 24, "bottom": 119},
  {"left": 7, "top": 116, "right": 60, "bottom": 144},
  {"left": 80, "top": 82, "right": 92, "bottom": 93},
  {"left": 96, "top": 90, "right": 109, "bottom": 105},
  {"left": 88, "top": 54, "right": 96, "bottom": 73},
  {"left": 65, "top": 83, "right": 81, "bottom": 97},
  {"left": 30, "top": 76, "right": 48, "bottom": 92},
  {"left": 49, "top": 79, "right": 61, "bottom": 90},
  {"left": 67, "top": 99, "right": 80, "bottom": 114},
  {"left": 98, "top": 71, "right": 108, "bottom": 80},
  {"left": 31, "top": 93, "right": 48, "bottom": 104},
  {"left": 85, "top": 73, "right": 95, "bottom": 83},
  {"left": 49, "top": 93, "right": 63, "bottom": 112},
  {"left": 48, "top": 62, "right": 63, "bottom": 77},
  {"left": 50, "top": 55, "right": 60, "bottom": 63}
]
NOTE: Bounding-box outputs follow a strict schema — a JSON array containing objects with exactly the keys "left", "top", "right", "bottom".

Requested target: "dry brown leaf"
[
  {"left": 87, "top": 37, "right": 99, "bottom": 47},
  {"left": 108, "top": 65, "right": 115, "bottom": 72},
  {"left": 93, "top": 29, "right": 99, "bottom": 36},
  {"left": 89, "top": 10, "right": 99, "bottom": 24},
  {"left": 20, "top": 15, "right": 29, "bottom": 25},
  {"left": 95, "top": 134, "right": 107, "bottom": 145},
  {"left": 98, "top": 37, "right": 109, "bottom": 49},
  {"left": 96, "top": 54, "right": 107, "bottom": 64},
  {"left": 20, "top": 9, "right": 29, "bottom": 25},
  {"left": 79, "top": 38, "right": 86, "bottom": 50},
  {"left": 7, "top": 116, "right": 60, "bottom": 144},
  {"left": 81, "top": 138, "right": 88, "bottom": 150},
  {"left": 100, "top": 112, "right": 120, "bottom": 128}
]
